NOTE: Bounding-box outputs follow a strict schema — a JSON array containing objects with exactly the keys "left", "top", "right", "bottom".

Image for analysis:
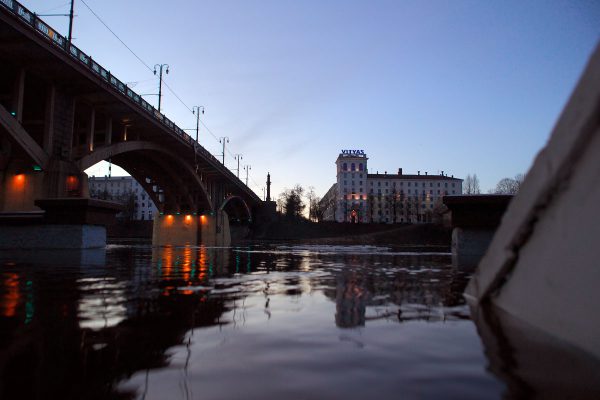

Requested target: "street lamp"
[
  {"left": 244, "top": 165, "right": 251, "bottom": 186},
  {"left": 219, "top": 137, "right": 229, "bottom": 165},
  {"left": 192, "top": 106, "right": 204, "bottom": 144},
  {"left": 234, "top": 154, "right": 243, "bottom": 178},
  {"left": 154, "top": 64, "right": 169, "bottom": 113}
]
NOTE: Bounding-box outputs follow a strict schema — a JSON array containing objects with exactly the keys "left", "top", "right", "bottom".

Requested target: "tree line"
[
  {"left": 276, "top": 184, "right": 323, "bottom": 222},
  {"left": 463, "top": 173, "right": 524, "bottom": 195}
]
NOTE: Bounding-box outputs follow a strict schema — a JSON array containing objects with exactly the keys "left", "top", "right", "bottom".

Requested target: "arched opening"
[
  {"left": 220, "top": 195, "right": 252, "bottom": 241},
  {"left": 219, "top": 195, "right": 251, "bottom": 223},
  {"left": 79, "top": 141, "right": 213, "bottom": 220}
]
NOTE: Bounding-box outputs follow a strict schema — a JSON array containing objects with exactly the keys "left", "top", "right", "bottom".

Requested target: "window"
[
  {"left": 351, "top": 163, "right": 355, "bottom": 171},
  {"left": 422, "top": 182, "right": 425, "bottom": 187},
  {"left": 385, "top": 189, "right": 389, "bottom": 194},
  {"left": 437, "top": 183, "right": 440, "bottom": 187},
  {"left": 370, "top": 182, "right": 373, "bottom": 186},
  {"left": 378, "top": 182, "right": 381, "bottom": 187},
  {"left": 452, "top": 190, "right": 455, "bottom": 194},
  {"left": 452, "top": 183, "right": 455, "bottom": 187},
  {"left": 445, "top": 183, "right": 448, "bottom": 188},
  {"left": 359, "top": 174, "right": 363, "bottom": 178},
  {"left": 343, "top": 163, "right": 347, "bottom": 171},
  {"left": 408, "top": 189, "right": 411, "bottom": 194},
  {"left": 437, "top": 190, "right": 440, "bottom": 194},
  {"left": 430, "top": 182, "right": 433, "bottom": 187},
  {"left": 378, "top": 189, "right": 381, "bottom": 194},
  {"left": 359, "top": 163, "right": 364, "bottom": 171}
]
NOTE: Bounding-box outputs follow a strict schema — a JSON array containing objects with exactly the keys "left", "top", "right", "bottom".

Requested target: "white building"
[
  {"left": 320, "top": 150, "right": 463, "bottom": 223},
  {"left": 88, "top": 176, "right": 158, "bottom": 220}
]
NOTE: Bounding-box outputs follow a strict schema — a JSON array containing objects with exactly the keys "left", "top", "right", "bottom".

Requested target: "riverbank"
[
  {"left": 250, "top": 220, "right": 451, "bottom": 249},
  {"left": 106, "top": 219, "right": 451, "bottom": 250}
]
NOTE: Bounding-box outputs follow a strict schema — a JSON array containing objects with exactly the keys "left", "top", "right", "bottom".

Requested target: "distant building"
[
  {"left": 319, "top": 150, "right": 463, "bottom": 223},
  {"left": 88, "top": 176, "right": 158, "bottom": 220}
]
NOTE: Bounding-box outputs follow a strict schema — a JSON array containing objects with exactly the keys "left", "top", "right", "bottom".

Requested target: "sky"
[{"left": 18, "top": 0, "right": 600, "bottom": 198}]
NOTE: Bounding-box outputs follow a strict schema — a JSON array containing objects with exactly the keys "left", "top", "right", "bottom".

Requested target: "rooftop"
[{"left": 368, "top": 173, "right": 462, "bottom": 181}]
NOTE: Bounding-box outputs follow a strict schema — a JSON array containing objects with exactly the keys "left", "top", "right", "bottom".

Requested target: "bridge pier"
[{"left": 152, "top": 210, "right": 231, "bottom": 247}]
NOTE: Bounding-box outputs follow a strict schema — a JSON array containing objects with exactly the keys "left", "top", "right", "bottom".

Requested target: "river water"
[{"left": 1, "top": 242, "right": 598, "bottom": 399}]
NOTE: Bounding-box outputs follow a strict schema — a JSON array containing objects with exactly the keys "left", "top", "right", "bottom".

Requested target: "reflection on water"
[{"left": 0, "top": 243, "right": 596, "bottom": 399}]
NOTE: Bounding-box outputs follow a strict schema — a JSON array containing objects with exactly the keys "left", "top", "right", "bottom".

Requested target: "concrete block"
[{"left": 0, "top": 224, "right": 106, "bottom": 249}]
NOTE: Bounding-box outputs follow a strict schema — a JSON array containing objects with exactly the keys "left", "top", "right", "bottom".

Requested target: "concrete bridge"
[{"left": 0, "top": 0, "right": 262, "bottom": 247}]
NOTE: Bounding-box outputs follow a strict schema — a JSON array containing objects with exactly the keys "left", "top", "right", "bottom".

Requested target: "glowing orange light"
[
  {"left": 66, "top": 175, "right": 79, "bottom": 192},
  {"left": 12, "top": 174, "right": 26, "bottom": 190},
  {"left": 185, "top": 215, "right": 192, "bottom": 222},
  {"left": 200, "top": 215, "right": 207, "bottom": 224}
]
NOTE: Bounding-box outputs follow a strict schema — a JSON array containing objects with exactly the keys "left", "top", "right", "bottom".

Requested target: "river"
[{"left": 1, "top": 242, "right": 598, "bottom": 399}]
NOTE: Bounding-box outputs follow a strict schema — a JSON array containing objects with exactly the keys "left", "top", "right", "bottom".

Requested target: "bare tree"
[
  {"left": 464, "top": 173, "right": 481, "bottom": 194},
  {"left": 305, "top": 186, "right": 318, "bottom": 222},
  {"left": 493, "top": 174, "right": 524, "bottom": 194}
]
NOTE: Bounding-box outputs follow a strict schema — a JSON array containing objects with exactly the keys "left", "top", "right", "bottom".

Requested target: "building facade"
[
  {"left": 320, "top": 150, "right": 463, "bottom": 223},
  {"left": 88, "top": 176, "right": 158, "bottom": 220}
]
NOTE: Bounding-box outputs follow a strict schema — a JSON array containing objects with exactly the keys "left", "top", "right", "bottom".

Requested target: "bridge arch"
[
  {"left": 78, "top": 141, "right": 214, "bottom": 212},
  {"left": 219, "top": 195, "right": 252, "bottom": 223}
]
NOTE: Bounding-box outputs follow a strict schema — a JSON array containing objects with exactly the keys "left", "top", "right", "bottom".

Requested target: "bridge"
[{"left": 0, "top": 0, "right": 263, "bottom": 247}]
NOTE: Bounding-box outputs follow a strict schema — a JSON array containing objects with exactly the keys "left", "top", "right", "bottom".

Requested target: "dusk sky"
[{"left": 20, "top": 0, "right": 600, "bottom": 198}]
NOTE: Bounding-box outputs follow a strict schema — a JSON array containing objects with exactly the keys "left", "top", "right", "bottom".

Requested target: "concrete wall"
[
  {"left": 466, "top": 44, "right": 600, "bottom": 359},
  {"left": 152, "top": 210, "right": 231, "bottom": 247},
  {"left": 492, "top": 127, "right": 600, "bottom": 358},
  {"left": 451, "top": 228, "right": 496, "bottom": 268},
  {"left": 152, "top": 214, "right": 198, "bottom": 247},
  {"left": 1, "top": 170, "right": 44, "bottom": 212}
]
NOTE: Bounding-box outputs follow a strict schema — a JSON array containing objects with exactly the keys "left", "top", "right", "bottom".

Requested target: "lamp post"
[
  {"left": 192, "top": 106, "right": 204, "bottom": 144},
  {"left": 234, "top": 154, "right": 243, "bottom": 178},
  {"left": 154, "top": 64, "right": 169, "bottom": 113},
  {"left": 244, "top": 165, "right": 251, "bottom": 186},
  {"left": 219, "top": 137, "right": 229, "bottom": 165}
]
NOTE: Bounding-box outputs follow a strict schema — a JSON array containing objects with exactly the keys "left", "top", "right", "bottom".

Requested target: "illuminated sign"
[{"left": 341, "top": 149, "right": 365, "bottom": 155}]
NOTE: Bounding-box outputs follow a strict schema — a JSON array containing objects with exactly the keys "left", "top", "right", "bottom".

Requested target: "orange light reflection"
[{"left": 1, "top": 274, "right": 20, "bottom": 317}]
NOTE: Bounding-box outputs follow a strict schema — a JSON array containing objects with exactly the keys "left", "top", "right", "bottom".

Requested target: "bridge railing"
[{"left": 1, "top": 0, "right": 257, "bottom": 199}]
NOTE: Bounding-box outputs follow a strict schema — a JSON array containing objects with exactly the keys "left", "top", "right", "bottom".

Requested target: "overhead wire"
[
  {"left": 77, "top": 0, "right": 250, "bottom": 181},
  {"left": 79, "top": 0, "right": 153, "bottom": 73}
]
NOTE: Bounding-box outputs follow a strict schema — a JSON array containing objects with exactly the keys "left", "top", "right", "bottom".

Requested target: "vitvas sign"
[{"left": 341, "top": 150, "right": 365, "bottom": 155}]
